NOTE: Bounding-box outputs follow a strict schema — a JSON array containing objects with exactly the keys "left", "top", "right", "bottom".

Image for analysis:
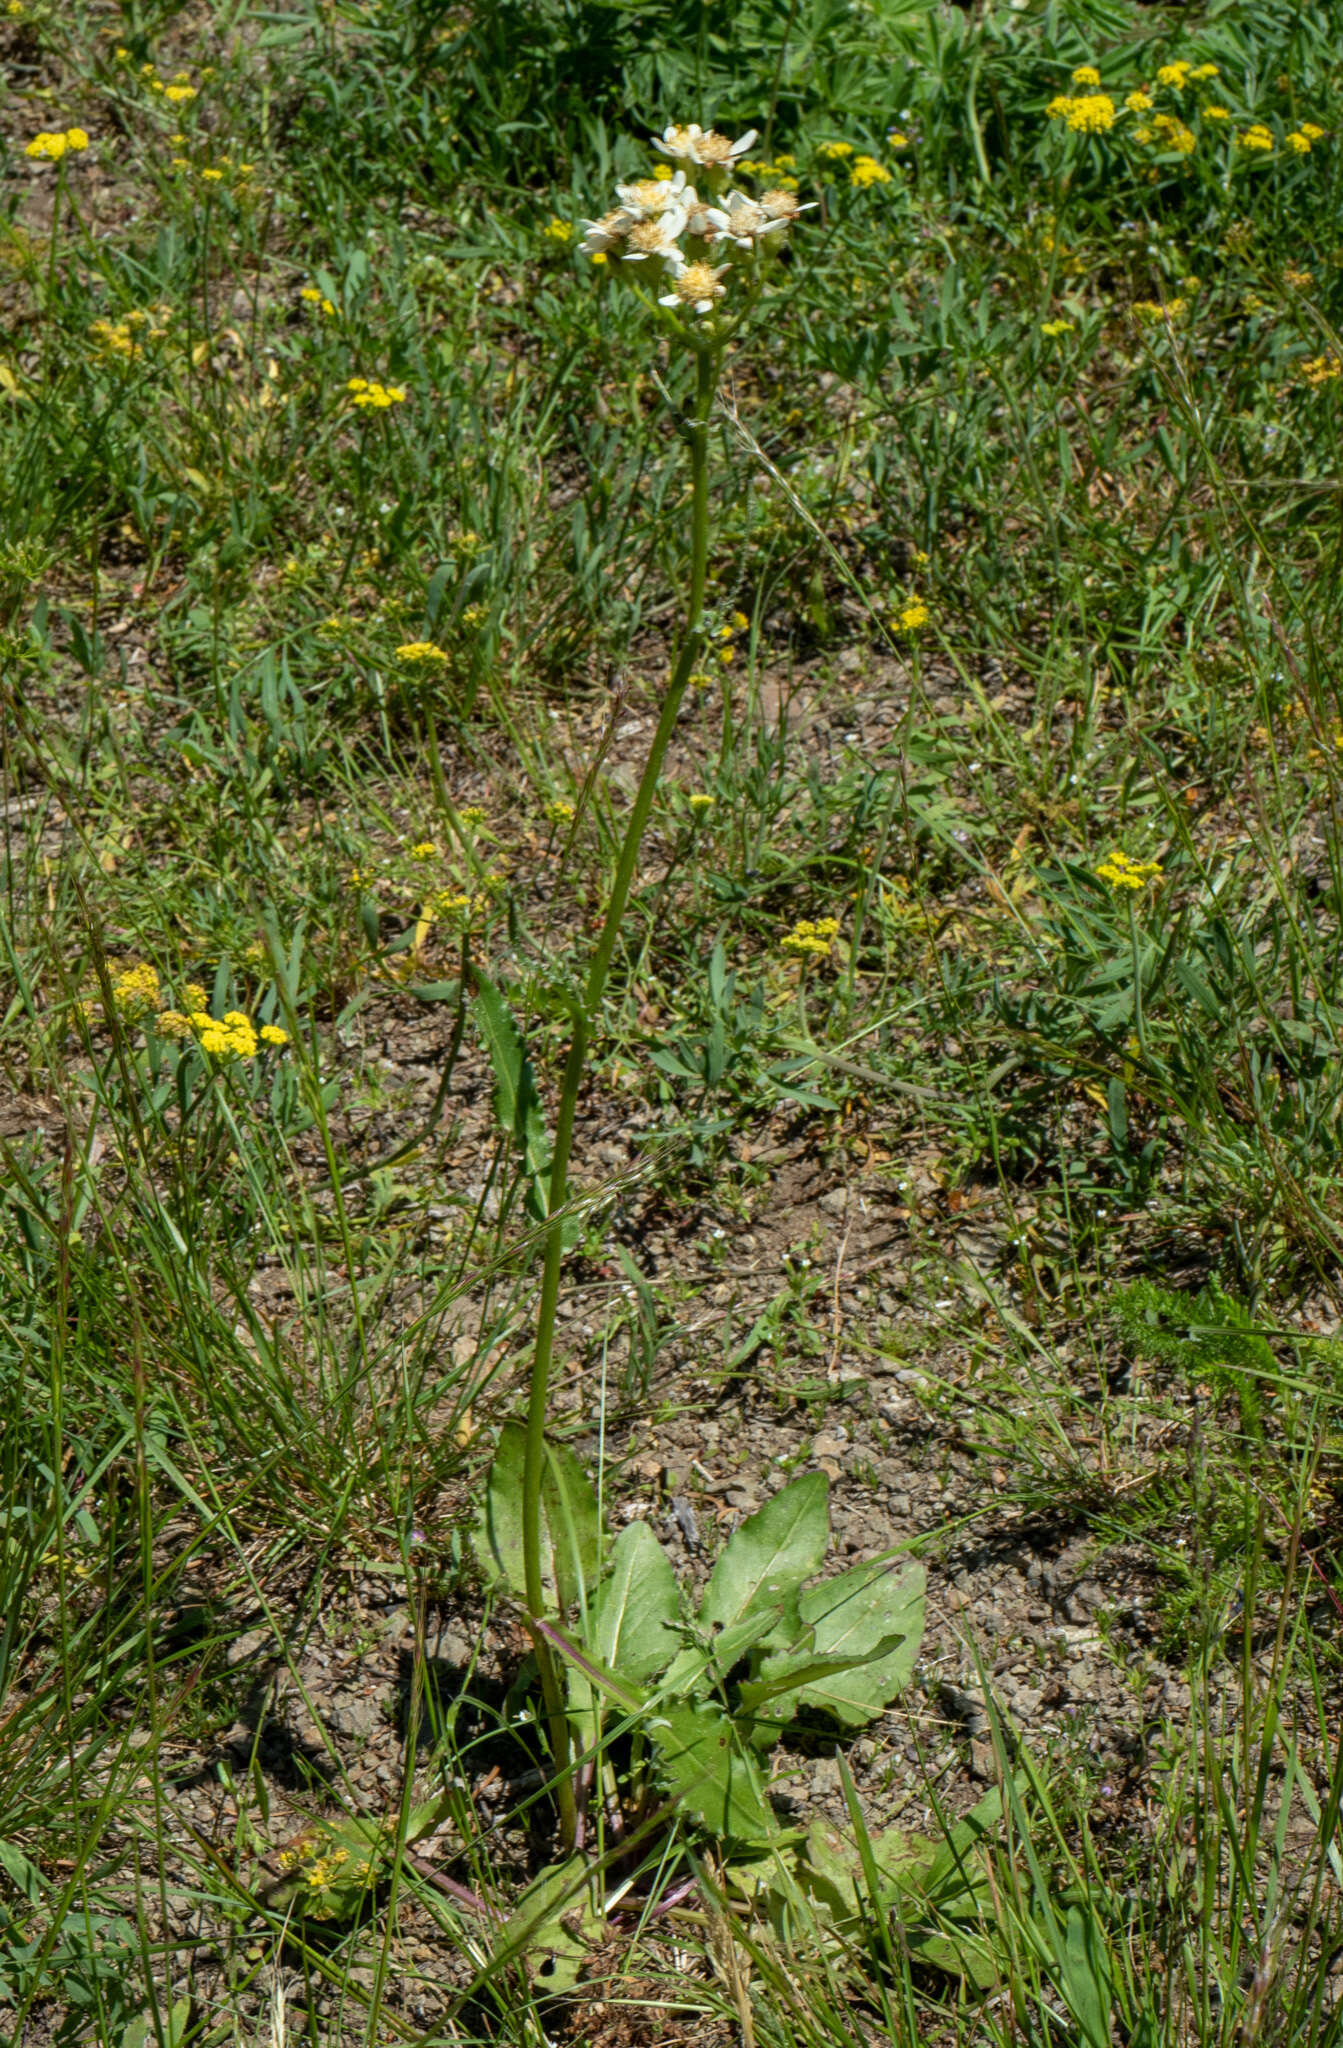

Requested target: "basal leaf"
[
  {"left": 648, "top": 1699, "right": 776, "bottom": 1843},
  {"left": 757, "top": 1561, "right": 925, "bottom": 1726},
  {"left": 697, "top": 1473, "right": 829, "bottom": 1643},
  {"left": 587, "top": 1519, "right": 682, "bottom": 1683},
  {"left": 478, "top": 1420, "right": 600, "bottom": 1614}
]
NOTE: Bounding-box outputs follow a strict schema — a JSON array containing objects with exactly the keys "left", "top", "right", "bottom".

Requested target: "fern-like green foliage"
[{"left": 1113, "top": 1279, "right": 1275, "bottom": 1442}]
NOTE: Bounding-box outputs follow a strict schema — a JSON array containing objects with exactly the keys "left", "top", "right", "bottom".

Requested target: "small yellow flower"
[
  {"left": 894, "top": 599, "right": 929, "bottom": 632},
  {"left": 543, "top": 217, "right": 574, "bottom": 243},
  {"left": 850, "top": 154, "right": 892, "bottom": 188},
  {"left": 461, "top": 602, "right": 488, "bottom": 629},
  {"left": 200, "top": 167, "right": 224, "bottom": 182},
  {"left": 544, "top": 798, "right": 576, "bottom": 827},
  {"left": 1156, "top": 61, "right": 1192, "bottom": 88},
  {"left": 689, "top": 670, "right": 715, "bottom": 691},
  {"left": 1133, "top": 298, "right": 1187, "bottom": 322},
  {"left": 111, "top": 962, "right": 161, "bottom": 1018},
  {"left": 1151, "top": 112, "right": 1196, "bottom": 153},
  {"left": 781, "top": 917, "right": 841, "bottom": 958},
  {"left": 1190, "top": 63, "right": 1219, "bottom": 79},
  {"left": 396, "top": 641, "right": 448, "bottom": 664},
  {"left": 155, "top": 1010, "right": 192, "bottom": 1040},
  {"left": 1301, "top": 123, "right": 1324, "bottom": 141},
  {"left": 590, "top": 251, "right": 608, "bottom": 265},
  {"left": 688, "top": 792, "right": 714, "bottom": 814},
  {"left": 1072, "top": 66, "right": 1101, "bottom": 87},
  {"left": 887, "top": 131, "right": 909, "bottom": 149},
  {"left": 1203, "top": 105, "right": 1231, "bottom": 121},
  {"left": 1302, "top": 354, "right": 1342, "bottom": 387},
  {"left": 652, "top": 163, "right": 673, "bottom": 180},
  {"left": 1285, "top": 131, "right": 1312, "bottom": 154},
  {"left": 163, "top": 84, "right": 196, "bottom": 103},
  {"left": 300, "top": 285, "right": 336, "bottom": 314},
  {"left": 1095, "top": 850, "right": 1163, "bottom": 890},
  {"left": 818, "top": 140, "right": 854, "bottom": 159},
  {"left": 259, "top": 1024, "right": 289, "bottom": 1046},
  {"left": 409, "top": 839, "right": 440, "bottom": 860},
  {"left": 1041, "top": 318, "right": 1074, "bottom": 336},
  {"left": 1125, "top": 91, "right": 1153, "bottom": 112},
  {"left": 460, "top": 804, "right": 486, "bottom": 824},
  {"left": 1238, "top": 125, "right": 1275, "bottom": 152},
  {"left": 1283, "top": 267, "right": 1313, "bottom": 289},
  {"left": 347, "top": 377, "right": 407, "bottom": 408},
  {"left": 25, "top": 130, "right": 82, "bottom": 162},
  {"left": 1047, "top": 94, "right": 1117, "bottom": 134}
]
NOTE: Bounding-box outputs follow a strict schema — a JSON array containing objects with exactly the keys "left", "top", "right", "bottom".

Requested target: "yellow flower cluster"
[
  {"left": 1133, "top": 298, "right": 1187, "bottom": 322},
  {"left": 782, "top": 917, "right": 841, "bottom": 959},
  {"left": 738, "top": 153, "right": 800, "bottom": 189},
  {"left": 543, "top": 217, "right": 574, "bottom": 243},
  {"left": 1095, "top": 851, "right": 1163, "bottom": 891},
  {"left": 887, "top": 131, "right": 910, "bottom": 150},
  {"left": 347, "top": 377, "right": 406, "bottom": 408},
  {"left": 1150, "top": 112, "right": 1196, "bottom": 154},
  {"left": 1285, "top": 124, "right": 1323, "bottom": 153},
  {"left": 544, "top": 798, "right": 576, "bottom": 826},
  {"left": 1126, "top": 91, "right": 1153, "bottom": 113},
  {"left": 850, "top": 155, "right": 891, "bottom": 189},
  {"left": 300, "top": 285, "right": 336, "bottom": 314},
  {"left": 25, "top": 128, "right": 90, "bottom": 162},
  {"left": 818, "top": 141, "right": 854, "bottom": 160},
  {"left": 1155, "top": 60, "right": 1219, "bottom": 89},
  {"left": 192, "top": 1009, "right": 288, "bottom": 1058},
  {"left": 1302, "top": 354, "right": 1342, "bottom": 388},
  {"left": 688, "top": 792, "right": 714, "bottom": 814},
  {"left": 461, "top": 602, "right": 489, "bottom": 630},
  {"left": 1239, "top": 125, "right": 1275, "bottom": 152},
  {"left": 93, "top": 966, "right": 288, "bottom": 1055},
  {"left": 111, "top": 962, "right": 161, "bottom": 1018},
  {"left": 1047, "top": 94, "right": 1117, "bottom": 134},
  {"left": 410, "top": 839, "right": 440, "bottom": 860},
  {"left": 1072, "top": 65, "right": 1102, "bottom": 87},
  {"left": 1041, "top": 318, "right": 1074, "bottom": 337},
  {"left": 90, "top": 305, "right": 173, "bottom": 358},
  {"left": 423, "top": 889, "right": 471, "bottom": 921},
  {"left": 396, "top": 641, "right": 448, "bottom": 664},
  {"left": 893, "top": 599, "right": 929, "bottom": 633},
  {"left": 304, "top": 1848, "right": 350, "bottom": 1889}
]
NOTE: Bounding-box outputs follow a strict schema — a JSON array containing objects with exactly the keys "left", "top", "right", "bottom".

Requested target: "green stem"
[
  {"left": 1130, "top": 897, "right": 1147, "bottom": 1062},
  {"left": 521, "top": 343, "right": 717, "bottom": 1849}
]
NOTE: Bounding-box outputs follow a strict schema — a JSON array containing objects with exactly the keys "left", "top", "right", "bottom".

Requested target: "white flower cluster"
[{"left": 577, "top": 124, "right": 811, "bottom": 318}]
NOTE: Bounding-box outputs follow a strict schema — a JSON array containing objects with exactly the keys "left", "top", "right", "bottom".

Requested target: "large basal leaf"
[
  {"left": 586, "top": 1519, "right": 682, "bottom": 1683},
  {"left": 697, "top": 1473, "right": 829, "bottom": 1646},
  {"left": 648, "top": 1699, "right": 777, "bottom": 1844},
  {"left": 478, "top": 1420, "right": 600, "bottom": 1614},
  {"left": 496, "top": 1855, "right": 603, "bottom": 1996},
  {"left": 756, "top": 1561, "right": 925, "bottom": 1727}
]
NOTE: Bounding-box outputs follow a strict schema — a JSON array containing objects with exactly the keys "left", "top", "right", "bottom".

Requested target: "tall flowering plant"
[{"left": 504, "top": 124, "right": 809, "bottom": 1850}]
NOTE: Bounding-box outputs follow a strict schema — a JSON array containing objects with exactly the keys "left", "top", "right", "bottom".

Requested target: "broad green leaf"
[
  {"left": 587, "top": 1519, "right": 682, "bottom": 1683},
  {"left": 472, "top": 970, "right": 552, "bottom": 1215},
  {"left": 697, "top": 1474, "right": 829, "bottom": 1644},
  {"left": 648, "top": 1699, "right": 777, "bottom": 1843},
  {"left": 477, "top": 1421, "right": 600, "bottom": 1614},
  {"left": 756, "top": 1561, "right": 925, "bottom": 1726},
  {"left": 497, "top": 1856, "right": 602, "bottom": 1996},
  {"left": 803, "top": 1818, "right": 937, "bottom": 1918}
]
